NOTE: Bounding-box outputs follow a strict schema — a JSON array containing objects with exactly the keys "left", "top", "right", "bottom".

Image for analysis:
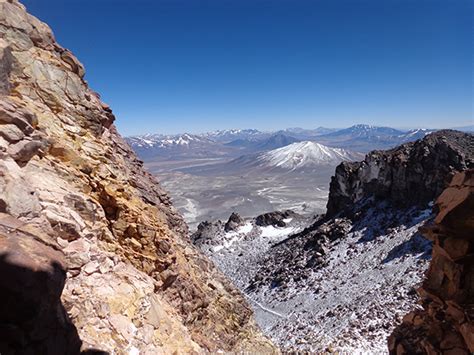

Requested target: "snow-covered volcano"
[{"left": 258, "top": 141, "right": 363, "bottom": 170}]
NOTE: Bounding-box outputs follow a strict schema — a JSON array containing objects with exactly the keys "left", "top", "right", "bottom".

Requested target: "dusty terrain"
[{"left": 155, "top": 169, "right": 332, "bottom": 230}]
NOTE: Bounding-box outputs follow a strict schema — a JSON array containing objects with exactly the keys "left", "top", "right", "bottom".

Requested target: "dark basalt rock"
[
  {"left": 191, "top": 220, "right": 224, "bottom": 246},
  {"left": 224, "top": 212, "right": 245, "bottom": 232},
  {"left": 326, "top": 130, "right": 474, "bottom": 217},
  {"left": 255, "top": 210, "right": 297, "bottom": 227}
]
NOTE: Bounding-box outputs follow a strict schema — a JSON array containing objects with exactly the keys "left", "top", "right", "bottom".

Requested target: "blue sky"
[{"left": 23, "top": 0, "right": 472, "bottom": 135}]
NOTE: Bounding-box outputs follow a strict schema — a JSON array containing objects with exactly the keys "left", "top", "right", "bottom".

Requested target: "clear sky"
[{"left": 22, "top": 0, "right": 472, "bottom": 135}]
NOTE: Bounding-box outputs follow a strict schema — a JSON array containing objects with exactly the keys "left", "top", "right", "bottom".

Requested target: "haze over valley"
[{"left": 127, "top": 124, "right": 471, "bottom": 229}]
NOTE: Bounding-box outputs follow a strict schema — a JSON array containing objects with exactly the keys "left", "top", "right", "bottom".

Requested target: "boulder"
[
  {"left": 255, "top": 210, "right": 297, "bottom": 227},
  {"left": 0, "top": 217, "right": 82, "bottom": 355},
  {"left": 224, "top": 212, "right": 245, "bottom": 232}
]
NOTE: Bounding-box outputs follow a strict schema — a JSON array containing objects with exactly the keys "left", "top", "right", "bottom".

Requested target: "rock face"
[
  {"left": 224, "top": 212, "right": 245, "bottom": 232},
  {"left": 389, "top": 169, "right": 474, "bottom": 354},
  {"left": 326, "top": 130, "right": 474, "bottom": 217},
  {"left": 0, "top": 214, "right": 82, "bottom": 355},
  {"left": 0, "top": 1, "right": 275, "bottom": 353}
]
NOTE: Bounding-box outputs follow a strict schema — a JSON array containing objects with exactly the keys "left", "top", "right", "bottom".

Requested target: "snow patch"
[{"left": 260, "top": 225, "right": 297, "bottom": 238}]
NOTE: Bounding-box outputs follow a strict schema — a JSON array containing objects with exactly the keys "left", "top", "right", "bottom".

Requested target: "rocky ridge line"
[
  {"left": 0, "top": 1, "right": 276, "bottom": 353},
  {"left": 326, "top": 130, "right": 474, "bottom": 217}
]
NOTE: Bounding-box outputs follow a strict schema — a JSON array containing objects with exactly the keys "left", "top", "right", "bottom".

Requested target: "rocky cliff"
[
  {"left": 389, "top": 169, "right": 474, "bottom": 354},
  {"left": 0, "top": 1, "right": 275, "bottom": 353},
  {"left": 326, "top": 130, "right": 474, "bottom": 217}
]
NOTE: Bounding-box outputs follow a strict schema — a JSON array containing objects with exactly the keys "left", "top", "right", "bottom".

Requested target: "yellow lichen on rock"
[{"left": 0, "top": 0, "right": 277, "bottom": 353}]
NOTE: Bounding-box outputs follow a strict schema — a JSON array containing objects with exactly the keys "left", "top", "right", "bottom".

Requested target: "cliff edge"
[
  {"left": 389, "top": 169, "right": 474, "bottom": 354},
  {"left": 0, "top": 1, "right": 276, "bottom": 353},
  {"left": 326, "top": 130, "right": 473, "bottom": 217}
]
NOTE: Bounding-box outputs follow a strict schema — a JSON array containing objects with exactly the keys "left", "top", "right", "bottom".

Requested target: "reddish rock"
[
  {"left": 0, "top": 216, "right": 82, "bottom": 355},
  {"left": 389, "top": 169, "right": 474, "bottom": 354}
]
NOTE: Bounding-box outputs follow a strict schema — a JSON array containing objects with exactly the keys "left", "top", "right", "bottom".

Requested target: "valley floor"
[{"left": 155, "top": 170, "right": 331, "bottom": 230}]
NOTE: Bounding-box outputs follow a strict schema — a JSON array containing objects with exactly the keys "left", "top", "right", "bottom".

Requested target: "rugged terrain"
[
  {"left": 192, "top": 130, "right": 473, "bottom": 352},
  {"left": 154, "top": 142, "right": 363, "bottom": 230},
  {"left": 389, "top": 169, "right": 474, "bottom": 354},
  {"left": 0, "top": 1, "right": 275, "bottom": 353},
  {"left": 132, "top": 126, "right": 449, "bottom": 231}
]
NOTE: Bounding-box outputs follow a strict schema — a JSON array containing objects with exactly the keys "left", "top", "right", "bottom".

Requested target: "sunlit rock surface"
[
  {"left": 389, "top": 169, "right": 474, "bottom": 354},
  {"left": 0, "top": 1, "right": 276, "bottom": 353}
]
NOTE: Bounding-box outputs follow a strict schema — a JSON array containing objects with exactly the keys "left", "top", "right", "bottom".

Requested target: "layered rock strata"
[
  {"left": 389, "top": 169, "right": 474, "bottom": 354},
  {"left": 0, "top": 1, "right": 275, "bottom": 353}
]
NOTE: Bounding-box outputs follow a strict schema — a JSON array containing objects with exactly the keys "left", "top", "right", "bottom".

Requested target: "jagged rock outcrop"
[
  {"left": 326, "top": 130, "right": 474, "bottom": 217},
  {"left": 255, "top": 210, "right": 297, "bottom": 227},
  {"left": 0, "top": 1, "right": 276, "bottom": 353},
  {"left": 224, "top": 212, "right": 245, "bottom": 232},
  {"left": 389, "top": 169, "right": 474, "bottom": 354}
]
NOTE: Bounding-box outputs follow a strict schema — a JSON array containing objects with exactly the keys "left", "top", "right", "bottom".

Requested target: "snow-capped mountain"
[
  {"left": 322, "top": 124, "right": 404, "bottom": 138},
  {"left": 397, "top": 128, "right": 435, "bottom": 142},
  {"left": 179, "top": 141, "right": 362, "bottom": 176},
  {"left": 258, "top": 141, "right": 363, "bottom": 170},
  {"left": 126, "top": 133, "right": 230, "bottom": 160},
  {"left": 127, "top": 133, "right": 212, "bottom": 148},
  {"left": 202, "top": 129, "right": 269, "bottom": 143},
  {"left": 314, "top": 124, "right": 436, "bottom": 152}
]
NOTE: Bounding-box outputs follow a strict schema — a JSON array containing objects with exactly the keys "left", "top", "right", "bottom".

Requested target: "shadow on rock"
[{"left": 0, "top": 227, "right": 109, "bottom": 355}]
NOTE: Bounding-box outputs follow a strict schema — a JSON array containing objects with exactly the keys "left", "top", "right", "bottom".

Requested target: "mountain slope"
[
  {"left": 191, "top": 130, "right": 473, "bottom": 352},
  {"left": 258, "top": 141, "right": 364, "bottom": 170},
  {"left": 0, "top": 1, "right": 275, "bottom": 353},
  {"left": 315, "top": 124, "right": 436, "bottom": 152}
]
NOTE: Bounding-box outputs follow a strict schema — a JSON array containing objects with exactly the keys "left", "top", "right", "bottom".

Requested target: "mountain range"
[{"left": 126, "top": 124, "right": 449, "bottom": 163}]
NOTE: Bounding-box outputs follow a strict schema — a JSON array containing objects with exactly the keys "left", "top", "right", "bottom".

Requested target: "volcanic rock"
[
  {"left": 255, "top": 210, "right": 297, "bottom": 227},
  {"left": 327, "top": 130, "right": 474, "bottom": 217},
  {"left": 225, "top": 212, "right": 245, "bottom": 232},
  {"left": 0, "top": 1, "right": 276, "bottom": 353},
  {"left": 389, "top": 169, "right": 474, "bottom": 354}
]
